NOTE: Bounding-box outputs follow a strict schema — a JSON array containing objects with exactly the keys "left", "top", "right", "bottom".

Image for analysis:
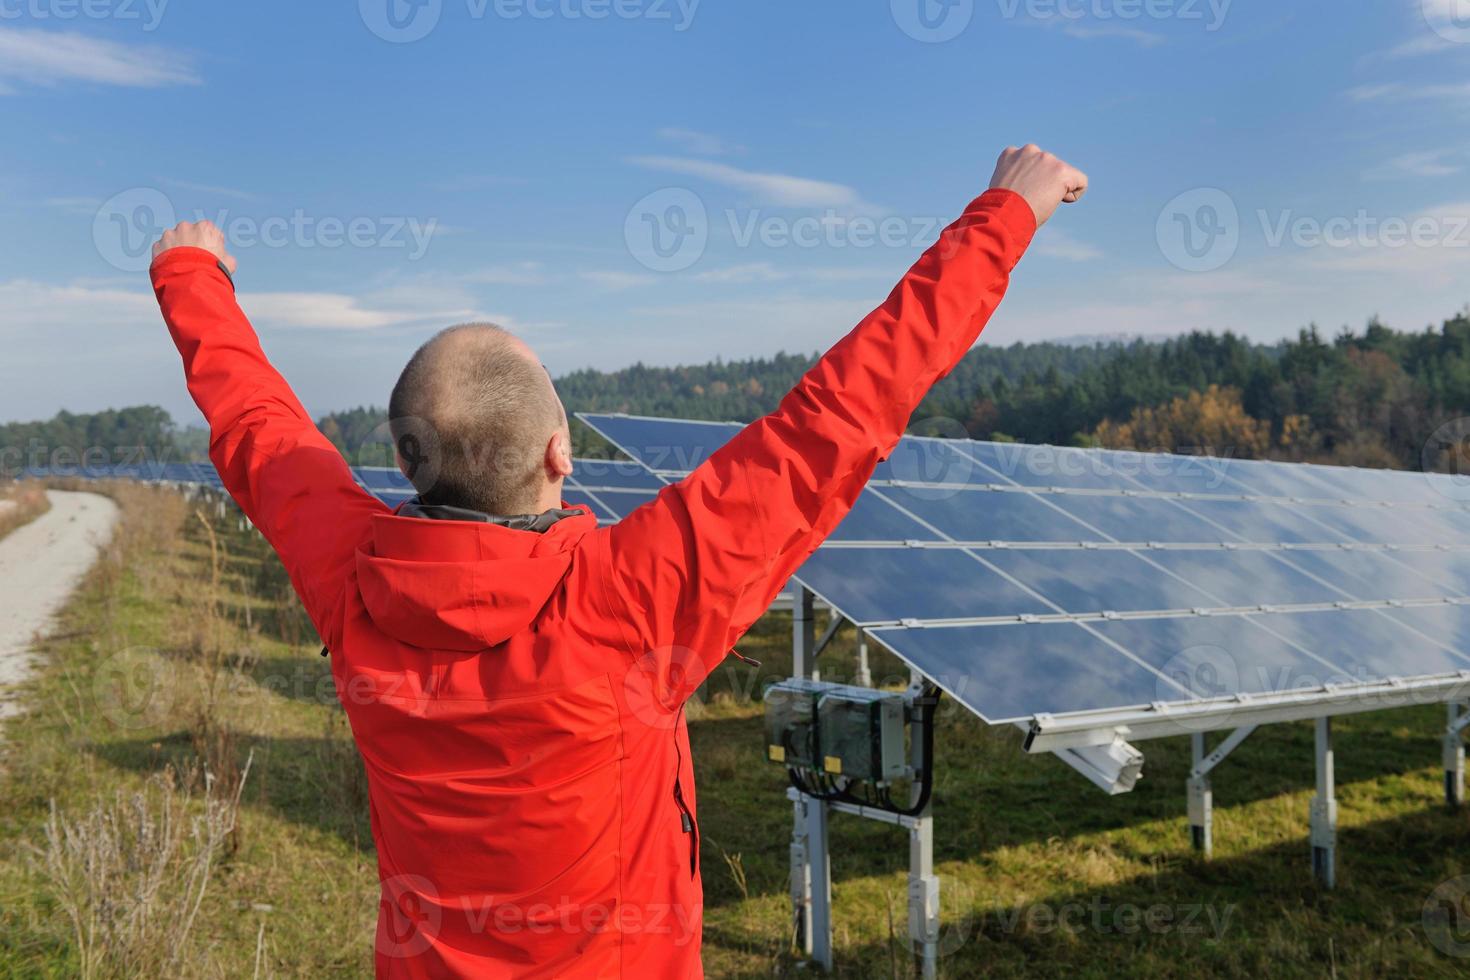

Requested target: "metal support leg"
[
  {"left": 789, "top": 586, "right": 831, "bottom": 968},
  {"left": 907, "top": 676, "right": 938, "bottom": 979},
  {"left": 856, "top": 632, "right": 873, "bottom": 688},
  {"left": 790, "top": 796, "right": 812, "bottom": 955},
  {"left": 1310, "top": 717, "right": 1337, "bottom": 889},
  {"left": 1445, "top": 702, "right": 1466, "bottom": 808},
  {"left": 803, "top": 794, "right": 833, "bottom": 969},
  {"left": 1187, "top": 733, "right": 1213, "bottom": 856},
  {"left": 909, "top": 813, "right": 939, "bottom": 979},
  {"left": 793, "top": 587, "right": 816, "bottom": 681}
]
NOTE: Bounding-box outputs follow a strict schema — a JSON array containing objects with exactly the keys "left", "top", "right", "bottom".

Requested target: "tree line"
[{"left": 7, "top": 306, "right": 1469, "bottom": 477}]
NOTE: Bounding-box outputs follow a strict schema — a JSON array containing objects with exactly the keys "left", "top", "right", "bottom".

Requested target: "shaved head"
[{"left": 389, "top": 323, "right": 567, "bottom": 515}]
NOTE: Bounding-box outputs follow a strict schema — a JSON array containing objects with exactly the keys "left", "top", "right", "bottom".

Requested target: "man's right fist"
[
  {"left": 988, "top": 145, "right": 1088, "bottom": 228},
  {"left": 151, "top": 220, "right": 238, "bottom": 276}
]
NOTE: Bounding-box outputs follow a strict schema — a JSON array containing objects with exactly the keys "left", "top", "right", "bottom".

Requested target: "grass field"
[{"left": 0, "top": 484, "right": 1468, "bottom": 977}]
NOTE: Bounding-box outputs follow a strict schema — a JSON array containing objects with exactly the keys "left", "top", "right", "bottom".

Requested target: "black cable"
[{"left": 784, "top": 685, "right": 942, "bottom": 817}]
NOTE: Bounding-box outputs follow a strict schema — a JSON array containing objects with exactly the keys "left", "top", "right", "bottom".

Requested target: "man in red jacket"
[{"left": 150, "top": 145, "right": 1085, "bottom": 978}]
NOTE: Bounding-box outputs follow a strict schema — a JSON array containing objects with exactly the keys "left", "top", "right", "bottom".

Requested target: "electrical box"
[
  {"left": 765, "top": 679, "right": 908, "bottom": 783},
  {"left": 764, "top": 678, "right": 825, "bottom": 769}
]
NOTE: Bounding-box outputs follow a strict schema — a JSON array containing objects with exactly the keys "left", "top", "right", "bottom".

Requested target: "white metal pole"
[
  {"left": 1445, "top": 702, "right": 1466, "bottom": 808},
  {"left": 788, "top": 586, "right": 832, "bottom": 968},
  {"left": 1188, "top": 732, "right": 1213, "bottom": 856},
  {"left": 1310, "top": 717, "right": 1337, "bottom": 889}
]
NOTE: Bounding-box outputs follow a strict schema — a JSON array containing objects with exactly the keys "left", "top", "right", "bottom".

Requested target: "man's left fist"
[{"left": 151, "top": 220, "right": 238, "bottom": 276}]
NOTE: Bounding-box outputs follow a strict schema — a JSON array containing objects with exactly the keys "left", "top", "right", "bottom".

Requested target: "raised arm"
[
  {"left": 600, "top": 147, "right": 1087, "bottom": 696},
  {"left": 150, "top": 222, "right": 388, "bottom": 650}
]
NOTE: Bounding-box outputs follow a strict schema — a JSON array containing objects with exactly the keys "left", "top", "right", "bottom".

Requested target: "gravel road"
[{"left": 0, "top": 491, "right": 120, "bottom": 723}]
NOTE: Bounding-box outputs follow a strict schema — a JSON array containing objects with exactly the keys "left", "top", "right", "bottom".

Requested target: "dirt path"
[{"left": 0, "top": 491, "right": 119, "bottom": 722}]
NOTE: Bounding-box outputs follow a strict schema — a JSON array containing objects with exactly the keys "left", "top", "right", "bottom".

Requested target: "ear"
[{"left": 545, "top": 430, "right": 574, "bottom": 480}]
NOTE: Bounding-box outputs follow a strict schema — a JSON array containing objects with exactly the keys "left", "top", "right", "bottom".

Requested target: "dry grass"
[
  {"left": 0, "top": 481, "right": 50, "bottom": 541},
  {"left": 37, "top": 756, "right": 252, "bottom": 980}
]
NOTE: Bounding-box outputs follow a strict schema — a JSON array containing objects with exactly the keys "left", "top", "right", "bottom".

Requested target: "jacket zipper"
[{"left": 672, "top": 734, "right": 699, "bottom": 878}]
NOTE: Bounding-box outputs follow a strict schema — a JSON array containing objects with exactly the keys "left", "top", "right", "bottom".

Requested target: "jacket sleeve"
[
  {"left": 599, "top": 189, "right": 1037, "bottom": 697},
  {"left": 151, "top": 247, "right": 389, "bottom": 650}
]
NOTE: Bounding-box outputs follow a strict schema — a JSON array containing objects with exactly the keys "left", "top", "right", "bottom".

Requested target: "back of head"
[{"left": 389, "top": 323, "right": 565, "bottom": 515}]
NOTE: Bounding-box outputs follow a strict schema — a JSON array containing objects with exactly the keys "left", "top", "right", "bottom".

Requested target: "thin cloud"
[
  {"left": 1031, "top": 230, "right": 1104, "bottom": 261},
  {"left": 656, "top": 128, "right": 745, "bottom": 156},
  {"left": 1349, "top": 81, "right": 1470, "bottom": 102},
  {"left": 628, "top": 155, "right": 874, "bottom": 211},
  {"left": 1061, "top": 23, "right": 1167, "bottom": 47},
  {"left": 0, "top": 28, "right": 200, "bottom": 91},
  {"left": 240, "top": 293, "right": 477, "bottom": 331},
  {"left": 161, "top": 179, "right": 258, "bottom": 201},
  {"left": 579, "top": 270, "right": 657, "bottom": 290},
  {"left": 1363, "top": 149, "right": 1462, "bottom": 180},
  {"left": 462, "top": 262, "right": 551, "bottom": 286}
]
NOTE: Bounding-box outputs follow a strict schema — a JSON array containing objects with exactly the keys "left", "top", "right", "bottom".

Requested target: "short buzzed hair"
[{"left": 388, "top": 323, "right": 564, "bottom": 515}]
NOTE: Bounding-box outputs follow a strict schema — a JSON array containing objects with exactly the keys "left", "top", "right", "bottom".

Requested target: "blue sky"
[{"left": 1, "top": 0, "right": 1467, "bottom": 424}]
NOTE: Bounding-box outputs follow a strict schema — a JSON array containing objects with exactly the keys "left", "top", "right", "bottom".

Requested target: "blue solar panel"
[
  {"left": 1097, "top": 450, "right": 1245, "bottom": 497},
  {"left": 1043, "top": 494, "right": 1227, "bottom": 544},
  {"left": 579, "top": 415, "right": 741, "bottom": 473},
  {"left": 873, "top": 486, "right": 1103, "bottom": 544},
  {"left": 793, "top": 548, "right": 1054, "bottom": 625},
  {"left": 866, "top": 622, "right": 1180, "bottom": 723},
  {"left": 1253, "top": 608, "right": 1470, "bottom": 677},
  {"left": 824, "top": 493, "right": 940, "bottom": 543},
  {"left": 958, "top": 441, "right": 1119, "bottom": 492},
  {"left": 1172, "top": 498, "right": 1352, "bottom": 545},
  {"left": 1274, "top": 549, "right": 1456, "bottom": 602},
  {"left": 981, "top": 549, "right": 1219, "bottom": 615},
  {"left": 573, "top": 413, "right": 1470, "bottom": 725},
  {"left": 568, "top": 459, "right": 666, "bottom": 491},
  {"left": 1141, "top": 550, "right": 1346, "bottom": 608},
  {"left": 1091, "top": 614, "right": 1350, "bottom": 697}
]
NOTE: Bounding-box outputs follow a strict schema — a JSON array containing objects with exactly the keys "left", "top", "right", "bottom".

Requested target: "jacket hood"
[{"left": 355, "top": 506, "right": 599, "bottom": 652}]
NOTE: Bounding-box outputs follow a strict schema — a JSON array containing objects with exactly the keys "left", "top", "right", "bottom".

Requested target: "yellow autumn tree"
[{"left": 1092, "top": 385, "right": 1275, "bottom": 458}]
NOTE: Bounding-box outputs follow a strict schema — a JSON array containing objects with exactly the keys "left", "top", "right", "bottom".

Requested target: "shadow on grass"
[
  {"left": 702, "top": 804, "right": 1470, "bottom": 979},
  {"left": 687, "top": 700, "right": 1465, "bottom": 913},
  {"left": 91, "top": 726, "right": 373, "bottom": 852}
]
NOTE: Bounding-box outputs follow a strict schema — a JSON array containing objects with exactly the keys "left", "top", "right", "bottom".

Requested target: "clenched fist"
[
  {"left": 151, "top": 220, "right": 238, "bottom": 275},
  {"left": 989, "top": 145, "right": 1088, "bottom": 228}
]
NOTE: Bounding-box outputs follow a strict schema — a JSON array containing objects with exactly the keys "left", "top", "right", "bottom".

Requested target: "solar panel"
[{"left": 577, "top": 411, "right": 1470, "bottom": 733}]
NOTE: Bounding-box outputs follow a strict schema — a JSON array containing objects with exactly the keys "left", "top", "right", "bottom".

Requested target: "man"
[{"left": 150, "top": 145, "right": 1086, "bottom": 978}]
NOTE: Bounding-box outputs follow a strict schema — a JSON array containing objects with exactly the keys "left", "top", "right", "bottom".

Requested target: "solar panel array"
[
  {"left": 578, "top": 413, "right": 1470, "bottom": 727},
  {"left": 17, "top": 459, "right": 660, "bottom": 527}
]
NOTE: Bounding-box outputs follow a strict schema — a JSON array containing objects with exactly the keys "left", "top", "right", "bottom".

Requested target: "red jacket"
[{"left": 151, "top": 188, "right": 1035, "bottom": 978}]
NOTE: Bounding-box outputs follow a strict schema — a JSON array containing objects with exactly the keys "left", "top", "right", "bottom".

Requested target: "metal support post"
[
  {"left": 793, "top": 587, "right": 816, "bottom": 681},
  {"left": 788, "top": 585, "right": 831, "bottom": 969},
  {"left": 1310, "top": 717, "right": 1337, "bottom": 888},
  {"left": 1445, "top": 702, "right": 1467, "bottom": 808},
  {"left": 908, "top": 678, "right": 939, "bottom": 979},
  {"left": 1187, "top": 733, "right": 1212, "bottom": 855},
  {"left": 856, "top": 631, "right": 873, "bottom": 688}
]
